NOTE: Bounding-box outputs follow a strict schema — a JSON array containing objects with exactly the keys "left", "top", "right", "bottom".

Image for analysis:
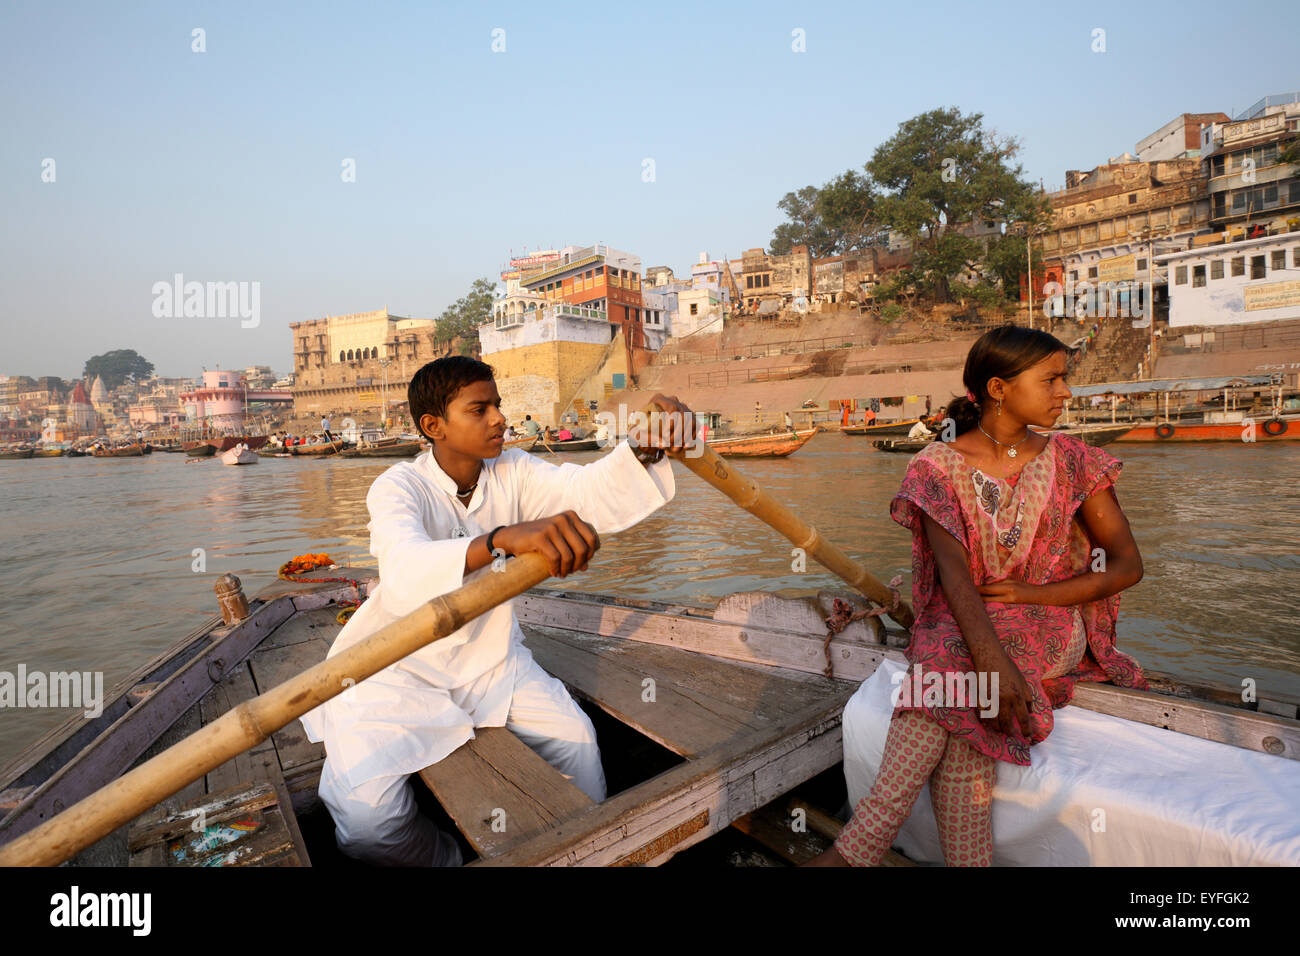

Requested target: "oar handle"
[
  {"left": 661, "top": 416, "right": 914, "bottom": 630},
  {"left": 0, "top": 552, "right": 553, "bottom": 867}
]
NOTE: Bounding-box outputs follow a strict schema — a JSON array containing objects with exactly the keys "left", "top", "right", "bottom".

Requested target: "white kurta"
[{"left": 300, "top": 441, "right": 675, "bottom": 791}]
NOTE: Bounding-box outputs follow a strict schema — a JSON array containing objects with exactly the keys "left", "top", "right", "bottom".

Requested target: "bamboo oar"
[
  {"left": 0, "top": 552, "right": 554, "bottom": 867},
  {"left": 651, "top": 410, "right": 915, "bottom": 631}
]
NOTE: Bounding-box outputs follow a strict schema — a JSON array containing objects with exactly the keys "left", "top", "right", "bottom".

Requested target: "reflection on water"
[{"left": 1, "top": 437, "right": 1298, "bottom": 764}]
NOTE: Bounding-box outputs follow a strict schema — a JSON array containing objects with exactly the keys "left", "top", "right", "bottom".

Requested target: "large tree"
[
  {"left": 867, "top": 107, "right": 1050, "bottom": 301},
  {"left": 768, "top": 108, "right": 1051, "bottom": 301},
  {"left": 83, "top": 349, "right": 154, "bottom": 390},
  {"left": 431, "top": 277, "right": 496, "bottom": 350},
  {"left": 769, "top": 173, "right": 884, "bottom": 256}
]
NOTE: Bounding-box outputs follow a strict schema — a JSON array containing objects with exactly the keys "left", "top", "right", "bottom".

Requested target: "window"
[
  {"left": 746, "top": 275, "right": 754, "bottom": 289},
  {"left": 1292, "top": 181, "right": 1300, "bottom": 203},
  {"left": 1251, "top": 255, "right": 1266, "bottom": 279},
  {"left": 1069, "top": 271, "right": 1078, "bottom": 281},
  {"left": 1231, "top": 256, "right": 1244, "bottom": 277},
  {"left": 1264, "top": 185, "right": 1278, "bottom": 204},
  {"left": 1175, "top": 265, "right": 1187, "bottom": 285},
  {"left": 1210, "top": 259, "right": 1224, "bottom": 280},
  {"left": 689, "top": 303, "right": 698, "bottom": 315},
  {"left": 1272, "top": 250, "right": 1286, "bottom": 271},
  {"left": 1192, "top": 265, "right": 1206, "bottom": 287},
  {"left": 1212, "top": 155, "right": 1225, "bottom": 177},
  {"left": 761, "top": 274, "right": 771, "bottom": 287},
  {"left": 1128, "top": 194, "right": 1137, "bottom": 204},
  {"left": 339, "top": 351, "right": 346, "bottom": 362},
  {"left": 1136, "top": 257, "right": 1147, "bottom": 271},
  {"left": 1087, "top": 266, "right": 1098, "bottom": 279},
  {"left": 1233, "top": 192, "right": 1246, "bottom": 210},
  {"left": 1294, "top": 247, "right": 1300, "bottom": 267}
]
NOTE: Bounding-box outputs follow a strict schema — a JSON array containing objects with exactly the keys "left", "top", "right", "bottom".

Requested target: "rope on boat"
[
  {"left": 822, "top": 575, "right": 905, "bottom": 678},
  {"left": 278, "top": 552, "right": 367, "bottom": 624}
]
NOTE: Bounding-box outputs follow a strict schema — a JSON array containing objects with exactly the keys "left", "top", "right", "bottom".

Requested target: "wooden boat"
[
  {"left": 182, "top": 441, "right": 217, "bottom": 458},
  {"left": 290, "top": 441, "right": 348, "bottom": 456},
  {"left": 91, "top": 443, "right": 145, "bottom": 457},
  {"left": 842, "top": 419, "right": 921, "bottom": 437},
  {"left": 33, "top": 446, "right": 66, "bottom": 458},
  {"left": 357, "top": 440, "right": 423, "bottom": 458},
  {"left": 875, "top": 424, "right": 1133, "bottom": 456},
  {"left": 153, "top": 442, "right": 188, "bottom": 453},
  {"left": 216, "top": 435, "right": 270, "bottom": 453},
  {"left": 3, "top": 568, "right": 1295, "bottom": 868},
  {"left": 504, "top": 435, "right": 537, "bottom": 451},
  {"left": 537, "top": 437, "right": 602, "bottom": 453},
  {"left": 710, "top": 428, "right": 817, "bottom": 458},
  {"left": 1114, "top": 414, "right": 1300, "bottom": 443},
  {"left": 219, "top": 443, "right": 259, "bottom": 466},
  {"left": 873, "top": 438, "right": 930, "bottom": 454},
  {"left": 0, "top": 447, "right": 35, "bottom": 460}
]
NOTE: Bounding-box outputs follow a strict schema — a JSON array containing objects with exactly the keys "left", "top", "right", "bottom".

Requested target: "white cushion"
[{"left": 843, "top": 658, "right": 1300, "bottom": 866}]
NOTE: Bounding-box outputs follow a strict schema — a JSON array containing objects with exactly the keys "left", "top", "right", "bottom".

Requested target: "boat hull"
[
  {"left": 0, "top": 449, "right": 35, "bottom": 459},
  {"left": 1115, "top": 418, "right": 1300, "bottom": 442},
  {"left": 358, "top": 441, "right": 423, "bottom": 457},
  {"left": 843, "top": 419, "right": 921, "bottom": 437},
  {"left": 711, "top": 428, "right": 817, "bottom": 457}
]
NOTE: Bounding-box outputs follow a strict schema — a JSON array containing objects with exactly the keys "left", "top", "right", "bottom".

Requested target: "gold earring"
[{"left": 997, "top": 399, "right": 1002, "bottom": 417}]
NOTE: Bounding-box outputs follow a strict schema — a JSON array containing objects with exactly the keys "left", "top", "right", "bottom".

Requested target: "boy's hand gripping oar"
[
  {"left": 0, "top": 552, "right": 555, "bottom": 868},
  {"left": 642, "top": 400, "right": 914, "bottom": 631}
]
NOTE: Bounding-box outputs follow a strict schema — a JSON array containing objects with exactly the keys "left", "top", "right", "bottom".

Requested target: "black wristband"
[{"left": 485, "top": 525, "right": 507, "bottom": 558}]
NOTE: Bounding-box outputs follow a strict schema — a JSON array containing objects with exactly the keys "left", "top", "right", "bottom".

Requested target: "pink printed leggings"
[{"left": 834, "top": 709, "right": 998, "bottom": 866}]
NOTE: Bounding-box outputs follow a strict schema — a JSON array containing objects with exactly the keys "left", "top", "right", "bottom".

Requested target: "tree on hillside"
[
  {"left": 768, "top": 108, "right": 1051, "bottom": 301},
  {"left": 432, "top": 278, "right": 497, "bottom": 351},
  {"left": 769, "top": 173, "right": 885, "bottom": 256},
  {"left": 867, "top": 107, "right": 1050, "bottom": 301},
  {"left": 83, "top": 350, "right": 154, "bottom": 390}
]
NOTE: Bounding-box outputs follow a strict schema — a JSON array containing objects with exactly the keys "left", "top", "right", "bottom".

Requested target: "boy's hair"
[{"left": 408, "top": 356, "right": 496, "bottom": 440}]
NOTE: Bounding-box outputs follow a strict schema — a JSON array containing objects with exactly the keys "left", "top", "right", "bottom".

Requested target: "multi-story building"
[
  {"left": 1034, "top": 159, "right": 1213, "bottom": 316},
  {"left": 1201, "top": 93, "right": 1300, "bottom": 235},
  {"left": 1157, "top": 233, "right": 1300, "bottom": 327},
  {"left": 517, "top": 244, "right": 654, "bottom": 349},
  {"left": 289, "top": 308, "right": 439, "bottom": 418},
  {"left": 1137, "top": 112, "right": 1230, "bottom": 162}
]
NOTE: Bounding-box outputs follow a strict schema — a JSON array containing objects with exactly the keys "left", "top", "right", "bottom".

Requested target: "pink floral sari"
[{"left": 890, "top": 432, "right": 1147, "bottom": 765}]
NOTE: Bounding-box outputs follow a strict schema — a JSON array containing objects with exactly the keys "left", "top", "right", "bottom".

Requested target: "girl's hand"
[
  {"left": 971, "top": 648, "right": 1035, "bottom": 738},
  {"left": 977, "top": 578, "right": 1038, "bottom": 604}
]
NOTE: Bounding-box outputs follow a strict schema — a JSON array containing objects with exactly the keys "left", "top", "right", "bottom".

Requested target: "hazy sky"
[{"left": 2, "top": 0, "right": 1294, "bottom": 380}]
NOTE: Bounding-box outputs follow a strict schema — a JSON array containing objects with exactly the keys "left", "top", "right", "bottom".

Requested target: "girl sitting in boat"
[{"left": 812, "top": 324, "right": 1148, "bottom": 866}]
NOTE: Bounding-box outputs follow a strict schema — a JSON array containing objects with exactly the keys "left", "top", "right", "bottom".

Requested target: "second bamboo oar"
[
  {"left": 0, "top": 552, "right": 554, "bottom": 868},
  {"left": 660, "top": 415, "right": 915, "bottom": 631}
]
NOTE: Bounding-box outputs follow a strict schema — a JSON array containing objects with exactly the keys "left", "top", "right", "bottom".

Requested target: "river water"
[{"left": 2, "top": 436, "right": 1298, "bottom": 766}]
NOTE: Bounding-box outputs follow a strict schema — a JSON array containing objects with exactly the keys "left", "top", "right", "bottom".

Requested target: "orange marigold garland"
[{"left": 278, "top": 552, "right": 367, "bottom": 624}]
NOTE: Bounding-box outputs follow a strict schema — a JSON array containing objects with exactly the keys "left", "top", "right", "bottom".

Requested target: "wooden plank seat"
[
  {"left": 520, "top": 626, "right": 847, "bottom": 759},
  {"left": 418, "top": 727, "right": 594, "bottom": 860}
]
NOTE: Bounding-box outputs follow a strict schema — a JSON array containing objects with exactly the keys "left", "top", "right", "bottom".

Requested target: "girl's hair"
[{"left": 943, "top": 325, "right": 1071, "bottom": 435}]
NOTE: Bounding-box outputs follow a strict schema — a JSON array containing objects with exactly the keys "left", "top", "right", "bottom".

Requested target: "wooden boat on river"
[
  {"left": 290, "top": 441, "right": 349, "bottom": 457},
  {"left": 182, "top": 441, "right": 217, "bottom": 458},
  {"left": 537, "top": 437, "right": 603, "bottom": 453},
  {"left": 710, "top": 428, "right": 817, "bottom": 458},
  {"left": 91, "top": 443, "right": 147, "bottom": 458},
  {"left": 873, "top": 423, "right": 1134, "bottom": 455},
  {"left": 219, "top": 443, "right": 259, "bottom": 466},
  {"left": 504, "top": 435, "right": 538, "bottom": 452},
  {"left": 842, "top": 419, "right": 922, "bottom": 437},
  {"left": 2, "top": 564, "right": 1296, "bottom": 868},
  {"left": 0, "top": 447, "right": 35, "bottom": 460},
  {"left": 357, "top": 439, "right": 424, "bottom": 458}
]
